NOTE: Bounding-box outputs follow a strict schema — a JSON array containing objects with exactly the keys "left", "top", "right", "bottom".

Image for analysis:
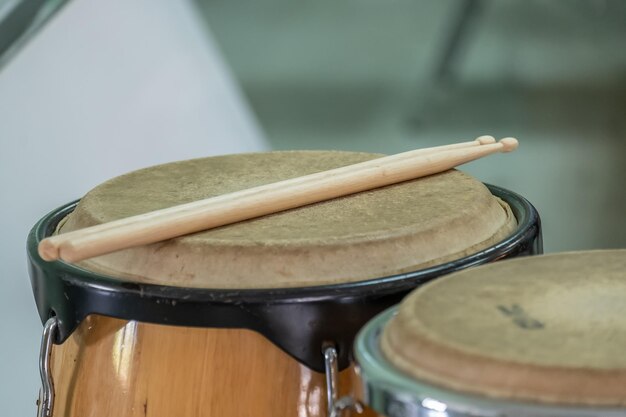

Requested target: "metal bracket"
[
  {"left": 37, "top": 317, "right": 58, "bottom": 417},
  {"left": 323, "top": 345, "right": 363, "bottom": 417}
]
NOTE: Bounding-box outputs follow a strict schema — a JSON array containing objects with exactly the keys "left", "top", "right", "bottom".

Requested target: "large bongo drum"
[
  {"left": 356, "top": 250, "right": 626, "bottom": 417},
  {"left": 27, "top": 151, "right": 541, "bottom": 417}
]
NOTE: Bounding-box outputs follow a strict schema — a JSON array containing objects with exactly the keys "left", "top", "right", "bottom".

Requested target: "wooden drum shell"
[{"left": 51, "top": 315, "right": 375, "bottom": 417}]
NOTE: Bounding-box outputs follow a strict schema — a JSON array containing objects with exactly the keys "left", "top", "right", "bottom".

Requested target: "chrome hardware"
[
  {"left": 330, "top": 396, "right": 363, "bottom": 417},
  {"left": 37, "top": 317, "right": 58, "bottom": 417},
  {"left": 323, "top": 345, "right": 363, "bottom": 417}
]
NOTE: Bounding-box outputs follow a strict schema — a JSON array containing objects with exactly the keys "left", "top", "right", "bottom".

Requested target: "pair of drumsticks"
[{"left": 39, "top": 136, "right": 518, "bottom": 263}]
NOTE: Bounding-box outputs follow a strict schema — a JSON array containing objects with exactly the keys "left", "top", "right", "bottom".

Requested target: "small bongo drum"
[
  {"left": 356, "top": 250, "right": 626, "bottom": 417},
  {"left": 27, "top": 151, "right": 541, "bottom": 417}
]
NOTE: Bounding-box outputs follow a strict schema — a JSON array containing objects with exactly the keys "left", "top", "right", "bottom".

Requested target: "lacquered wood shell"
[{"left": 50, "top": 315, "right": 378, "bottom": 417}]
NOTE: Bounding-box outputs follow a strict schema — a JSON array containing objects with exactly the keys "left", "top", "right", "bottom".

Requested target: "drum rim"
[
  {"left": 27, "top": 184, "right": 540, "bottom": 302},
  {"left": 355, "top": 307, "right": 626, "bottom": 417},
  {"left": 26, "top": 184, "right": 541, "bottom": 371}
]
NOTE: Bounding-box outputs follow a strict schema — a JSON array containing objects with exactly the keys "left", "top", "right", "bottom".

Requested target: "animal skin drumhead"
[{"left": 382, "top": 250, "right": 626, "bottom": 406}]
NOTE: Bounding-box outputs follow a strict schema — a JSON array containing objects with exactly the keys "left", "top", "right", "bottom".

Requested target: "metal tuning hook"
[
  {"left": 37, "top": 317, "right": 58, "bottom": 417},
  {"left": 323, "top": 345, "right": 363, "bottom": 417}
]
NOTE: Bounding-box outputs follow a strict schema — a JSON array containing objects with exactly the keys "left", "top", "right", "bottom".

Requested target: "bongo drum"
[
  {"left": 27, "top": 151, "right": 541, "bottom": 417},
  {"left": 356, "top": 250, "right": 626, "bottom": 417}
]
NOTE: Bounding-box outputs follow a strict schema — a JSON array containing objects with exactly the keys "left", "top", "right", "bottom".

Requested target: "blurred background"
[
  {"left": 1, "top": 0, "right": 625, "bottom": 415},
  {"left": 199, "top": 0, "right": 626, "bottom": 252}
]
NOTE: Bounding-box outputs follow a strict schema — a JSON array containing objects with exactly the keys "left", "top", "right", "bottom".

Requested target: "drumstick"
[
  {"left": 40, "top": 135, "right": 495, "bottom": 257},
  {"left": 39, "top": 137, "right": 517, "bottom": 263}
]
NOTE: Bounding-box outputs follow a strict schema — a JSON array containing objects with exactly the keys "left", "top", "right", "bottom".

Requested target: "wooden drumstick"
[
  {"left": 39, "top": 137, "right": 517, "bottom": 263},
  {"left": 39, "top": 136, "right": 495, "bottom": 258},
  {"left": 54, "top": 136, "right": 497, "bottom": 237}
]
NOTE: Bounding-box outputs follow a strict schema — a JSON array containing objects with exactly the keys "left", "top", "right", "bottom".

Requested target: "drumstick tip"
[
  {"left": 38, "top": 239, "right": 60, "bottom": 262},
  {"left": 476, "top": 135, "right": 496, "bottom": 145},
  {"left": 499, "top": 137, "right": 518, "bottom": 152}
]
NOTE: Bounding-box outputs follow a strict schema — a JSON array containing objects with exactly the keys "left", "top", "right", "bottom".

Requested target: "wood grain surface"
[{"left": 50, "top": 315, "right": 378, "bottom": 417}]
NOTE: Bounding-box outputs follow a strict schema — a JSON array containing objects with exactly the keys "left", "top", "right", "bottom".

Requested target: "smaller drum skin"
[
  {"left": 28, "top": 152, "right": 543, "bottom": 417},
  {"left": 356, "top": 250, "right": 626, "bottom": 417}
]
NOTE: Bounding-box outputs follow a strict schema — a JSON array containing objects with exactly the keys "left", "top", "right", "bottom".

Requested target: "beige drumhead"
[
  {"left": 59, "top": 151, "right": 516, "bottom": 288},
  {"left": 382, "top": 249, "right": 626, "bottom": 406}
]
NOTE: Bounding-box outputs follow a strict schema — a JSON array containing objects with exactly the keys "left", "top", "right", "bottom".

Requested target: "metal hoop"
[
  {"left": 37, "top": 317, "right": 58, "bottom": 417},
  {"left": 323, "top": 345, "right": 363, "bottom": 417}
]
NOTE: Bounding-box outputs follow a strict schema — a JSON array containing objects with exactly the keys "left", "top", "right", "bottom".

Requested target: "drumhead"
[
  {"left": 58, "top": 151, "right": 517, "bottom": 288},
  {"left": 356, "top": 308, "right": 626, "bottom": 417},
  {"left": 379, "top": 250, "right": 626, "bottom": 408}
]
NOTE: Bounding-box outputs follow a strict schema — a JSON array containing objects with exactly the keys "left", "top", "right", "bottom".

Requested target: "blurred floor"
[{"left": 199, "top": 0, "right": 626, "bottom": 252}]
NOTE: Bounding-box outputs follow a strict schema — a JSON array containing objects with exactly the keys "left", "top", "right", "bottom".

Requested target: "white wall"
[{"left": 0, "top": 0, "right": 267, "bottom": 414}]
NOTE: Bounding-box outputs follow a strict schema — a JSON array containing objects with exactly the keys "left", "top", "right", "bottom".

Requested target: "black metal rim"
[
  {"left": 26, "top": 184, "right": 542, "bottom": 371},
  {"left": 27, "top": 184, "right": 540, "bottom": 304}
]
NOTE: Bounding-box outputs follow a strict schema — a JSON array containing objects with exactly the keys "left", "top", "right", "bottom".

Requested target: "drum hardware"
[
  {"left": 36, "top": 317, "right": 58, "bottom": 417},
  {"left": 323, "top": 345, "right": 363, "bottom": 417}
]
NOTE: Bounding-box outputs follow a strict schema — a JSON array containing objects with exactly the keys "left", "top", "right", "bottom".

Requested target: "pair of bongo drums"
[{"left": 28, "top": 151, "right": 547, "bottom": 417}]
